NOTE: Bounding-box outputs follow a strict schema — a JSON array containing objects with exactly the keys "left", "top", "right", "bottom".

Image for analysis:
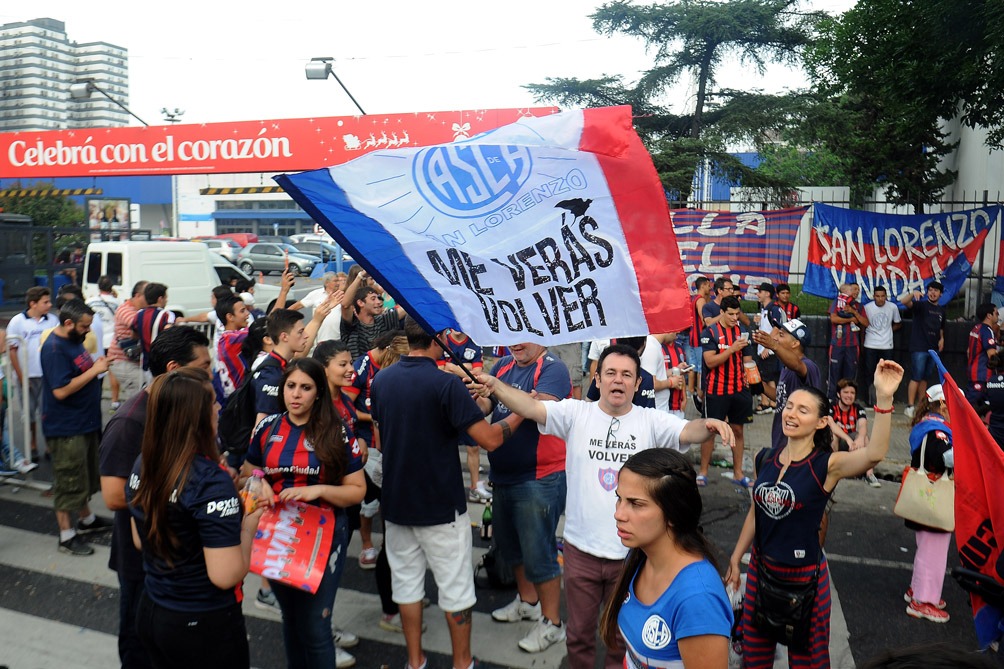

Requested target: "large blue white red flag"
[
  {"left": 805, "top": 203, "right": 1000, "bottom": 303},
  {"left": 275, "top": 106, "right": 690, "bottom": 346},
  {"left": 931, "top": 351, "right": 1004, "bottom": 648}
]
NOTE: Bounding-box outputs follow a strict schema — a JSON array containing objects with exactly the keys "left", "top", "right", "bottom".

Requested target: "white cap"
[
  {"left": 926, "top": 384, "right": 945, "bottom": 402},
  {"left": 239, "top": 291, "right": 255, "bottom": 306}
]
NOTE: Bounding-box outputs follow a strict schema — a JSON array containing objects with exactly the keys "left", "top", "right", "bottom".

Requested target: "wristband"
[{"left": 873, "top": 405, "right": 894, "bottom": 414}]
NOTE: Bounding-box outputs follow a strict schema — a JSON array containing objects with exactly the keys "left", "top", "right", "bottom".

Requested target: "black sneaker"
[
  {"left": 58, "top": 534, "right": 94, "bottom": 556},
  {"left": 693, "top": 393, "right": 705, "bottom": 414},
  {"left": 76, "top": 516, "right": 113, "bottom": 535}
]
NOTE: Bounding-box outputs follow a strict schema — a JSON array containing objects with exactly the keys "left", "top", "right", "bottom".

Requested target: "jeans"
[
  {"left": 118, "top": 574, "right": 152, "bottom": 669},
  {"left": 861, "top": 348, "right": 891, "bottom": 404},
  {"left": 135, "top": 592, "right": 248, "bottom": 669},
  {"left": 271, "top": 516, "right": 350, "bottom": 669},
  {"left": 492, "top": 471, "right": 566, "bottom": 583}
]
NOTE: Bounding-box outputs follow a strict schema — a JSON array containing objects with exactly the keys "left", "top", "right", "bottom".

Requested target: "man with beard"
[{"left": 40, "top": 299, "right": 112, "bottom": 556}]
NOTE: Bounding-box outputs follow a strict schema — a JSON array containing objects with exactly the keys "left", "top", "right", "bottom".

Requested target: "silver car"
[
  {"left": 235, "top": 243, "right": 320, "bottom": 276},
  {"left": 199, "top": 238, "right": 242, "bottom": 262}
]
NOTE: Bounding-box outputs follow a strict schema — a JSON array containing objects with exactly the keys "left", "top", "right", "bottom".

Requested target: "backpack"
[{"left": 218, "top": 355, "right": 283, "bottom": 461}]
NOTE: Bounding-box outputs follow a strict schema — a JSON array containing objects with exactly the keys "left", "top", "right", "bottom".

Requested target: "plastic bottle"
[
  {"left": 241, "top": 469, "right": 268, "bottom": 514},
  {"left": 836, "top": 324, "right": 844, "bottom": 340},
  {"left": 480, "top": 500, "right": 493, "bottom": 541}
]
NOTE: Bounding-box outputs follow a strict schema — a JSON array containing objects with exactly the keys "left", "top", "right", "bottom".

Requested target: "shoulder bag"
[{"left": 893, "top": 434, "right": 955, "bottom": 531}]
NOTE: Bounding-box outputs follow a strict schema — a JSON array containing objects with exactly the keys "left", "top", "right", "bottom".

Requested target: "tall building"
[{"left": 0, "top": 17, "right": 130, "bottom": 132}]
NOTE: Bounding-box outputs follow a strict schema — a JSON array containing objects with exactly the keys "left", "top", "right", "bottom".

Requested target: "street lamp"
[
  {"left": 161, "top": 107, "right": 185, "bottom": 123},
  {"left": 305, "top": 57, "right": 367, "bottom": 116},
  {"left": 69, "top": 78, "right": 149, "bottom": 127}
]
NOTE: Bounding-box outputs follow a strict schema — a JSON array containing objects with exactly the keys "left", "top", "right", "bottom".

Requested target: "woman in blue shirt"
[
  {"left": 601, "top": 448, "right": 733, "bottom": 669},
  {"left": 128, "top": 367, "right": 264, "bottom": 669},
  {"left": 244, "top": 357, "right": 366, "bottom": 669}
]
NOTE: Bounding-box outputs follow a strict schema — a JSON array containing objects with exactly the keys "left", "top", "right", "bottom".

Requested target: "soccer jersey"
[
  {"left": 688, "top": 294, "right": 704, "bottom": 347},
  {"left": 619, "top": 560, "right": 733, "bottom": 669},
  {"left": 780, "top": 301, "right": 801, "bottom": 320},
  {"left": 968, "top": 322, "right": 997, "bottom": 385},
  {"left": 830, "top": 401, "right": 866, "bottom": 434},
  {"left": 245, "top": 412, "right": 363, "bottom": 511},
  {"left": 772, "top": 358, "right": 822, "bottom": 451},
  {"left": 700, "top": 323, "right": 749, "bottom": 396},
  {"left": 127, "top": 455, "right": 244, "bottom": 612},
  {"left": 828, "top": 297, "right": 861, "bottom": 348},
  {"left": 252, "top": 351, "right": 288, "bottom": 415},
  {"left": 489, "top": 352, "right": 570, "bottom": 484},
  {"left": 661, "top": 340, "right": 687, "bottom": 412},
  {"left": 213, "top": 328, "right": 249, "bottom": 407}
]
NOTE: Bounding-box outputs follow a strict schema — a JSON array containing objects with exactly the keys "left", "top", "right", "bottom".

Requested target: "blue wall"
[{"left": 0, "top": 176, "right": 172, "bottom": 206}]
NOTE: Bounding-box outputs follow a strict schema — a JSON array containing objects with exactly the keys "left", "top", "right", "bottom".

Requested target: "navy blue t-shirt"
[
  {"left": 370, "top": 356, "right": 484, "bottom": 525},
  {"left": 127, "top": 455, "right": 244, "bottom": 612},
  {"left": 908, "top": 299, "right": 946, "bottom": 352},
  {"left": 585, "top": 368, "right": 656, "bottom": 408},
  {"left": 98, "top": 391, "right": 148, "bottom": 580},
  {"left": 253, "top": 351, "right": 287, "bottom": 415},
  {"left": 40, "top": 332, "right": 102, "bottom": 437}
]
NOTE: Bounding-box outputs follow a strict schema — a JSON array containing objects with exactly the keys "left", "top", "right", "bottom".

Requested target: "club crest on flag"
[{"left": 275, "top": 105, "right": 691, "bottom": 346}]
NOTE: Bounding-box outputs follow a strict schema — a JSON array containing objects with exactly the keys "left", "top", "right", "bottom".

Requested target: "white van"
[{"left": 82, "top": 241, "right": 280, "bottom": 315}]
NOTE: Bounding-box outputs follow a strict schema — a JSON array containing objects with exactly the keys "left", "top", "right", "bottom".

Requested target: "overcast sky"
[{"left": 2, "top": 0, "right": 854, "bottom": 127}]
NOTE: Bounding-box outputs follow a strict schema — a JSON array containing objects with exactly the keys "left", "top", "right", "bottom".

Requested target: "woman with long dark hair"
[
  {"left": 601, "top": 448, "right": 732, "bottom": 669},
  {"left": 128, "top": 368, "right": 263, "bottom": 669},
  {"left": 903, "top": 385, "right": 953, "bottom": 623},
  {"left": 725, "top": 360, "right": 903, "bottom": 668},
  {"left": 243, "top": 357, "right": 366, "bottom": 669}
]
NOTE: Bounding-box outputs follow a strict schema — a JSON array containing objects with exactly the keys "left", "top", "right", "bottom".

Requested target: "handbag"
[
  {"left": 751, "top": 552, "right": 819, "bottom": 652},
  {"left": 117, "top": 338, "right": 142, "bottom": 361},
  {"left": 893, "top": 434, "right": 955, "bottom": 532}
]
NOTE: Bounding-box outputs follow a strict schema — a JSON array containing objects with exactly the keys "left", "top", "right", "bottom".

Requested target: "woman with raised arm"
[{"left": 725, "top": 360, "right": 904, "bottom": 668}]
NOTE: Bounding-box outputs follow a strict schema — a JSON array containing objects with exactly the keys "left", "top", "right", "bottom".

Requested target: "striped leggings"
[{"left": 741, "top": 552, "right": 832, "bottom": 669}]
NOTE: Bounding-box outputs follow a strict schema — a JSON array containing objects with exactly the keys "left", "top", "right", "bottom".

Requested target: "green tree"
[
  {"left": 526, "top": 0, "right": 825, "bottom": 204},
  {"left": 0, "top": 181, "right": 88, "bottom": 264}
]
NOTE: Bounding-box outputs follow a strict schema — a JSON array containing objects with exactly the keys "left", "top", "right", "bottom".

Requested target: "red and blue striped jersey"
[
  {"left": 968, "top": 323, "right": 997, "bottom": 385},
  {"left": 781, "top": 301, "right": 801, "bottom": 320},
  {"left": 661, "top": 340, "right": 686, "bottom": 411},
  {"left": 688, "top": 295, "right": 704, "bottom": 347},
  {"left": 830, "top": 401, "right": 865, "bottom": 434},
  {"left": 246, "top": 412, "right": 363, "bottom": 508},
  {"left": 829, "top": 297, "right": 860, "bottom": 348},
  {"left": 213, "top": 328, "right": 248, "bottom": 407},
  {"left": 700, "top": 323, "right": 748, "bottom": 396}
]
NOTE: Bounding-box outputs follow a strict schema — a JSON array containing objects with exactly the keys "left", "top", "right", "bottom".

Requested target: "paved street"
[{"left": 0, "top": 359, "right": 1000, "bottom": 667}]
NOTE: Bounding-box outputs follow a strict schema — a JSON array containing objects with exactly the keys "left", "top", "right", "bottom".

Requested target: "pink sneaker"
[
  {"left": 906, "top": 600, "right": 950, "bottom": 623},
  {"left": 903, "top": 588, "right": 946, "bottom": 610}
]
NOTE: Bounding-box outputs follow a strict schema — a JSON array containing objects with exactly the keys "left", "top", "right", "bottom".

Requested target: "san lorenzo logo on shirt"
[
  {"left": 597, "top": 467, "right": 618, "bottom": 491},
  {"left": 641, "top": 615, "right": 672, "bottom": 650},
  {"left": 754, "top": 481, "right": 796, "bottom": 519}
]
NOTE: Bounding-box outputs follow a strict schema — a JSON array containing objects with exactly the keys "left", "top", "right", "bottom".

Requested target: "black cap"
[{"left": 757, "top": 282, "right": 776, "bottom": 297}]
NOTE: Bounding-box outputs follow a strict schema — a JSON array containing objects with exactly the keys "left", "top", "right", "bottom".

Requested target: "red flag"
[{"left": 935, "top": 353, "right": 1004, "bottom": 647}]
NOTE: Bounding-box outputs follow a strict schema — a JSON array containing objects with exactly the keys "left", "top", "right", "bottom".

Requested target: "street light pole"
[
  {"left": 161, "top": 108, "right": 186, "bottom": 239},
  {"left": 69, "top": 79, "right": 149, "bottom": 127},
  {"left": 305, "top": 57, "right": 367, "bottom": 116}
]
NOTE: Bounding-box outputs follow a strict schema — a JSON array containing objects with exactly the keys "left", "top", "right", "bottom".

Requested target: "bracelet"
[{"left": 873, "top": 405, "right": 894, "bottom": 414}]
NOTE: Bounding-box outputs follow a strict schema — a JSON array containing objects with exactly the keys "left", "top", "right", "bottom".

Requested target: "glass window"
[
  {"left": 85, "top": 252, "right": 102, "bottom": 283},
  {"left": 106, "top": 252, "right": 123, "bottom": 285}
]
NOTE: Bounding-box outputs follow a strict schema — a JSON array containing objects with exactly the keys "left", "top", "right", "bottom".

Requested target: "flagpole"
[{"left": 435, "top": 332, "right": 480, "bottom": 386}]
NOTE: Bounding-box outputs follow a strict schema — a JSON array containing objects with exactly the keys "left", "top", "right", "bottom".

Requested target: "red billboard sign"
[{"left": 1, "top": 107, "right": 558, "bottom": 178}]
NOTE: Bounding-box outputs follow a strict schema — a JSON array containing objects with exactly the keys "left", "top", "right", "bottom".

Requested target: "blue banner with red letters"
[
  {"left": 806, "top": 203, "right": 1001, "bottom": 303},
  {"left": 670, "top": 207, "right": 806, "bottom": 297}
]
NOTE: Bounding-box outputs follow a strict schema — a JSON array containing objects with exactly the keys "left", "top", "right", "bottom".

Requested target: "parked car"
[
  {"left": 235, "top": 243, "right": 320, "bottom": 276},
  {"left": 198, "top": 238, "right": 243, "bottom": 261},
  {"left": 257, "top": 235, "right": 297, "bottom": 246},
  {"left": 290, "top": 233, "right": 333, "bottom": 245},
  {"left": 292, "top": 240, "right": 342, "bottom": 263}
]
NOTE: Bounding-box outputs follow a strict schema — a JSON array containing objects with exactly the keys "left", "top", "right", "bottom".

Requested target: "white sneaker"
[
  {"left": 334, "top": 627, "right": 359, "bottom": 648},
  {"left": 865, "top": 473, "right": 881, "bottom": 488},
  {"left": 904, "top": 406, "right": 915, "bottom": 418},
  {"left": 16, "top": 459, "right": 38, "bottom": 475},
  {"left": 518, "top": 619, "right": 566, "bottom": 653},
  {"left": 491, "top": 595, "right": 541, "bottom": 622},
  {"left": 335, "top": 646, "right": 356, "bottom": 668},
  {"left": 468, "top": 486, "right": 492, "bottom": 503}
]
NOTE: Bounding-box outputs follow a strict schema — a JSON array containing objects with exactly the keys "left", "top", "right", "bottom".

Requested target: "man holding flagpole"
[{"left": 475, "top": 344, "right": 733, "bottom": 669}]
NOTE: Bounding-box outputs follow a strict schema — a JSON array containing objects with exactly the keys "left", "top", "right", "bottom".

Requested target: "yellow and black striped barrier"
[
  {"left": 199, "top": 186, "right": 286, "bottom": 195},
  {"left": 0, "top": 188, "right": 103, "bottom": 197}
]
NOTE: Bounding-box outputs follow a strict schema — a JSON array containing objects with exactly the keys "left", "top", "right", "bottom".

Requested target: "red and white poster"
[
  {"left": 1, "top": 107, "right": 558, "bottom": 178},
  {"left": 250, "top": 501, "right": 335, "bottom": 594}
]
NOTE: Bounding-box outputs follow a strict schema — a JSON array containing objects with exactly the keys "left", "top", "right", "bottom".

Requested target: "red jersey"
[
  {"left": 700, "top": 323, "right": 749, "bottom": 396},
  {"left": 830, "top": 401, "right": 865, "bottom": 434},
  {"left": 661, "top": 340, "right": 687, "bottom": 411}
]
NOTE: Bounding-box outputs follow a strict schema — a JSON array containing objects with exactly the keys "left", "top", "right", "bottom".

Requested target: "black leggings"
[{"left": 136, "top": 592, "right": 249, "bottom": 669}]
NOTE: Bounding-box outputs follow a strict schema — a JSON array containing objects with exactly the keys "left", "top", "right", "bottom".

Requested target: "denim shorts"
[
  {"left": 492, "top": 471, "right": 566, "bottom": 583},
  {"left": 910, "top": 351, "right": 935, "bottom": 382},
  {"left": 681, "top": 340, "right": 703, "bottom": 372}
]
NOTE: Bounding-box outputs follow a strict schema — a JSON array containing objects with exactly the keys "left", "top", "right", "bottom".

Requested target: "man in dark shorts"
[
  {"left": 900, "top": 281, "right": 946, "bottom": 417},
  {"left": 698, "top": 295, "right": 754, "bottom": 488},
  {"left": 39, "top": 299, "right": 113, "bottom": 557}
]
